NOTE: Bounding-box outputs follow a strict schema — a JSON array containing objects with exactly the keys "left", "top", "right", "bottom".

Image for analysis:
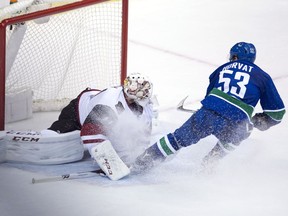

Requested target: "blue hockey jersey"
[{"left": 201, "top": 60, "right": 285, "bottom": 123}]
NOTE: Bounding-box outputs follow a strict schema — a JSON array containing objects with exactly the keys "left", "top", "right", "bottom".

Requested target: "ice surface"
[{"left": 1, "top": 0, "right": 288, "bottom": 216}]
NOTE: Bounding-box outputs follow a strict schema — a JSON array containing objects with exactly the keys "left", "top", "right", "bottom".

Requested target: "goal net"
[{"left": 0, "top": 0, "right": 128, "bottom": 129}]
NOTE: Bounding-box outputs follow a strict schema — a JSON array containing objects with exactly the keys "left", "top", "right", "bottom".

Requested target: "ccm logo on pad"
[
  {"left": 104, "top": 158, "right": 113, "bottom": 175},
  {"left": 12, "top": 136, "right": 40, "bottom": 142}
]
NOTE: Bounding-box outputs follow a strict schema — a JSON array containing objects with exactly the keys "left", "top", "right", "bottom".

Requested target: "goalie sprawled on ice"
[{"left": 2, "top": 73, "right": 155, "bottom": 181}]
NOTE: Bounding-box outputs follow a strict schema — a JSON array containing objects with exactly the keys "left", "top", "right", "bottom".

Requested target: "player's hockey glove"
[{"left": 251, "top": 112, "right": 276, "bottom": 131}]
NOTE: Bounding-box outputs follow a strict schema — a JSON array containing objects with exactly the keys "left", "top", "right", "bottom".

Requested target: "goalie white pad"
[
  {"left": 5, "top": 130, "right": 84, "bottom": 164},
  {"left": 0, "top": 131, "right": 6, "bottom": 163},
  {"left": 91, "top": 140, "right": 130, "bottom": 181}
]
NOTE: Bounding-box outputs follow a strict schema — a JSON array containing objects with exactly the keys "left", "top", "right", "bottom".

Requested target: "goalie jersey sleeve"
[
  {"left": 78, "top": 87, "right": 124, "bottom": 145},
  {"left": 80, "top": 104, "right": 118, "bottom": 144},
  {"left": 202, "top": 60, "right": 285, "bottom": 123}
]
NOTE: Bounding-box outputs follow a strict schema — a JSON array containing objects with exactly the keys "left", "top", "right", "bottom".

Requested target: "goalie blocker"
[{"left": 91, "top": 140, "right": 130, "bottom": 181}]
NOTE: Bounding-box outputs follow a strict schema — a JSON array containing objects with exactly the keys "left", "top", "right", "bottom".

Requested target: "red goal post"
[{"left": 0, "top": 0, "right": 128, "bottom": 130}]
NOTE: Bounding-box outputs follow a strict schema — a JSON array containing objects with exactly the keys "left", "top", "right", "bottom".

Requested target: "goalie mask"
[{"left": 123, "top": 73, "right": 153, "bottom": 102}]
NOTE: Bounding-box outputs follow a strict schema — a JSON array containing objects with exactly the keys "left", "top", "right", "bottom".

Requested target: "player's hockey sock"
[{"left": 155, "top": 133, "right": 181, "bottom": 157}]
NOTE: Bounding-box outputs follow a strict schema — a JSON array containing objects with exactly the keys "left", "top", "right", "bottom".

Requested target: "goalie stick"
[
  {"left": 31, "top": 169, "right": 106, "bottom": 184},
  {"left": 177, "top": 96, "right": 198, "bottom": 113},
  {"left": 32, "top": 140, "right": 131, "bottom": 183}
]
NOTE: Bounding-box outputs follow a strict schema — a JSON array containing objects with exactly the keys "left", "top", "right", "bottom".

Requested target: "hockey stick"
[
  {"left": 177, "top": 96, "right": 197, "bottom": 113},
  {"left": 31, "top": 169, "right": 106, "bottom": 184}
]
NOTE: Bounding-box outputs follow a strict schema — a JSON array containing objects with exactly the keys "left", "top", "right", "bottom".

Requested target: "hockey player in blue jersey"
[{"left": 133, "top": 42, "right": 286, "bottom": 171}]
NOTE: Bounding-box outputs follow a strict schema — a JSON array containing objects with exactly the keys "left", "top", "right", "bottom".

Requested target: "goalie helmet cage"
[{"left": 0, "top": 0, "right": 129, "bottom": 130}]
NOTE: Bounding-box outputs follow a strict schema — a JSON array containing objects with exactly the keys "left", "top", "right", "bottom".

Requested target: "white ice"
[{"left": 1, "top": 0, "right": 288, "bottom": 215}]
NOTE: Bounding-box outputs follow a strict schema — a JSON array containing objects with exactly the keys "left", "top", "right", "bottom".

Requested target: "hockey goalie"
[{"left": 4, "top": 73, "right": 156, "bottom": 181}]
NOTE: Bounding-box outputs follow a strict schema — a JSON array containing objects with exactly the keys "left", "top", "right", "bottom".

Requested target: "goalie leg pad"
[
  {"left": 5, "top": 130, "right": 84, "bottom": 165},
  {"left": 91, "top": 140, "right": 130, "bottom": 181}
]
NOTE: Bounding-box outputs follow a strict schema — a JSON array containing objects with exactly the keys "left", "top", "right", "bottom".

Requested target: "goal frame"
[{"left": 0, "top": 0, "right": 129, "bottom": 131}]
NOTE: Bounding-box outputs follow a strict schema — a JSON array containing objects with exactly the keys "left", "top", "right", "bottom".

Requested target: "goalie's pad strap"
[{"left": 91, "top": 140, "right": 130, "bottom": 181}]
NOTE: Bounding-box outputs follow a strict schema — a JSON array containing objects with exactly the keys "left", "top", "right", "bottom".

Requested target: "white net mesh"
[{"left": 4, "top": 0, "right": 125, "bottom": 111}]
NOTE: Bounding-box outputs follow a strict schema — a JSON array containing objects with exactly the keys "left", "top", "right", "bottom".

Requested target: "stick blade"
[{"left": 177, "top": 96, "right": 197, "bottom": 113}]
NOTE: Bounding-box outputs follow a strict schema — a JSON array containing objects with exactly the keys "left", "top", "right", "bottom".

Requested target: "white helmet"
[{"left": 123, "top": 73, "right": 153, "bottom": 102}]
